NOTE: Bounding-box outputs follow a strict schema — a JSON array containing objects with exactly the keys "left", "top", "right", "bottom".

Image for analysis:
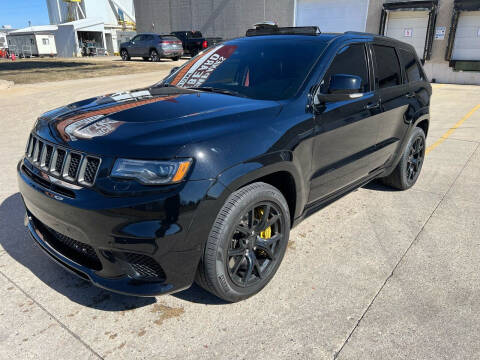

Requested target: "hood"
[{"left": 33, "top": 87, "right": 283, "bottom": 159}]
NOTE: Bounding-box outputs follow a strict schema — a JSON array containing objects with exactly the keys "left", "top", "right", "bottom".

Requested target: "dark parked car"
[
  {"left": 120, "top": 33, "right": 183, "bottom": 62},
  {"left": 18, "top": 26, "right": 430, "bottom": 302},
  {"left": 171, "top": 31, "right": 222, "bottom": 57}
]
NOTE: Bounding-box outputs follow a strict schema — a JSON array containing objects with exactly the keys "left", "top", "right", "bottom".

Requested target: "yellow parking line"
[{"left": 426, "top": 104, "right": 480, "bottom": 155}]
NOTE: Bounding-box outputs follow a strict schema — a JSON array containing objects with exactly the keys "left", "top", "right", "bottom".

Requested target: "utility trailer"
[{"left": 6, "top": 26, "right": 57, "bottom": 57}]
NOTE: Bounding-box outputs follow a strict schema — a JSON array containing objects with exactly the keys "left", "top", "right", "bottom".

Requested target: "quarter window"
[
  {"left": 398, "top": 48, "right": 424, "bottom": 82},
  {"left": 320, "top": 44, "right": 370, "bottom": 94},
  {"left": 373, "top": 45, "right": 402, "bottom": 89}
]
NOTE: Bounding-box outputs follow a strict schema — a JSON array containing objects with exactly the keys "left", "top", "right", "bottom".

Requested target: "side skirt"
[{"left": 292, "top": 168, "right": 385, "bottom": 228}]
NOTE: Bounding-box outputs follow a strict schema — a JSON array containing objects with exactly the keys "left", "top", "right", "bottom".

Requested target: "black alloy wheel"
[
  {"left": 380, "top": 127, "right": 426, "bottom": 190},
  {"left": 227, "top": 202, "right": 284, "bottom": 287},
  {"left": 150, "top": 49, "right": 160, "bottom": 62},
  {"left": 196, "top": 182, "right": 290, "bottom": 302},
  {"left": 406, "top": 135, "right": 425, "bottom": 184},
  {"left": 120, "top": 49, "right": 130, "bottom": 61}
]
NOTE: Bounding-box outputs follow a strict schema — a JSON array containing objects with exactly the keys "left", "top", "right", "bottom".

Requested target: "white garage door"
[
  {"left": 295, "top": 0, "right": 369, "bottom": 33},
  {"left": 385, "top": 10, "right": 429, "bottom": 58},
  {"left": 452, "top": 11, "right": 480, "bottom": 60}
]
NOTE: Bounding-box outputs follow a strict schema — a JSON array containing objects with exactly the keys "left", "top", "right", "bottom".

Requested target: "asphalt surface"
[{"left": 0, "top": 71, "right": 479, "bottom": 359}]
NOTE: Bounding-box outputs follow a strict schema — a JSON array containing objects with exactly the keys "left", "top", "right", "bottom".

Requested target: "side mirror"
[
  {"left": 316, "top": 74, "right": 363, "bottom": 103},
  {"left": 170, "top": 66, "right": 179, "bottom": 75}
]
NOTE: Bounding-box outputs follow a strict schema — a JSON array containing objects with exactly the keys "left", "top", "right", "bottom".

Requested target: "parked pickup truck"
[{"left": 171, "top": 31, "right": 222, "bottom": 57}]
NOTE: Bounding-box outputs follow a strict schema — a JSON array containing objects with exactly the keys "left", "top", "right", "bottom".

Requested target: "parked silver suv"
[{"left": 120, "top": 33, "right": 184, "bottom": 62}]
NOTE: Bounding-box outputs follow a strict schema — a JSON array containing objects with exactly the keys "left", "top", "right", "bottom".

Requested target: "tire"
[
  {"left": 190, "top": 49, "right": 198, "bottom": 58},
  {"left": 196, "top": 182, "right": 291, "bottom": 302},
  {"left": 381, "top": 127, "right": 426, "bottom": 190},
  {"left": 150, "top": 49, "right": 160, "bottom": 62},
  {"left": 172, "top": 56, "right": 180, "bottom": 61},
  {"left": 120, "top": 49, "right": 130, "bottom": 61},
  {"left": 142, "top": 57, "right": 150, "bottom": 61}
]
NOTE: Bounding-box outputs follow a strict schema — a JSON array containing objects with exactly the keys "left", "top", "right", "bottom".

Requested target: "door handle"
[
  {"left": 365, "top": 102, "right": 380, "bottom": 110},
  {"left": 406, "top": 92, "right": 416, "bottom": 98}
]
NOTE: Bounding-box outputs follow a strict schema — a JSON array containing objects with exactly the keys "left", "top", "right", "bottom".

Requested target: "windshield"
[{"left": 161, "top": 38, "right": 327, "bottom": 100}]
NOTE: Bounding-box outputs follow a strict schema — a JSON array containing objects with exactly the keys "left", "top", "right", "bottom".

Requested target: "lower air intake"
[{"left": 116, "top": 252, "right": 166, "bottom": 281}]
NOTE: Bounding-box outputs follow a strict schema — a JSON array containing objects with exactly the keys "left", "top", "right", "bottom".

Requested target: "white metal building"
[
  {"left": 294, "top": 0, "right": 370, "bottom": 33},
  {"left": 55, "top": 18, "right": 106, "bottom": 57},
  {"left": 0, "top": 31, "right": 7, "bottom": 50},
  {"left": 6, "top": 26, "right": 58, "bottom": 57},
  {"left": 46, "top": 0, "right": 136, "bottom": 55}
]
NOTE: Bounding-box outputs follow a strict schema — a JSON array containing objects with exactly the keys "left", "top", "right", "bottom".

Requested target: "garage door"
[
  {"left": 295, "top": 0, "right": 369, "bottom": 33},
  {"left": 385, "top": 10, "right": 429, "bottom": 58},
  {"left": 452, "top": 11, "right": 480, "bottom": 61}
]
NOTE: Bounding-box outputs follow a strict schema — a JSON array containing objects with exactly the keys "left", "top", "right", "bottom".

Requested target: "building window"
[
  {"left": 42, "top": 38, "right": 49, "bottom": 45},
  {"left": 30, "top": 39, "right": 34, "bottom": 45}
]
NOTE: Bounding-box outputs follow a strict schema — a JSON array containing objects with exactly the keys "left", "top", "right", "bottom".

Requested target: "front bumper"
[{"left": 18, "top": 159, "right": 219, "bottom": 297}]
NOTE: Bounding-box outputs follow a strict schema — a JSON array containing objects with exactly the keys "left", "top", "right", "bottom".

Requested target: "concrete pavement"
[{"left": 0, "top": 73, "right": 479, "bottom": 359}]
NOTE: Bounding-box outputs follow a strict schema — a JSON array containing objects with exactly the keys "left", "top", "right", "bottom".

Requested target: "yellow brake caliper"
[{"left": 257, "top": 209, "right": 272, "bottom": 240}]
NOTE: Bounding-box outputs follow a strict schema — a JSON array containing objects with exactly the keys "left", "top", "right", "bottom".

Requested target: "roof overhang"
[
  {"left": 58, "top": 18, "right": 105, "bottom": 31},
  {"left": 383, "top": 1, "right": 438, "bottom": 11},
  {"left": 9, "top": 25, "right": 58, "bottom": 36}
]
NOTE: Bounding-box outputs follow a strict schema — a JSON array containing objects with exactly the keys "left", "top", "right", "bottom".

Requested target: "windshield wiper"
[{"left": 188, "top": 87, "right": 247, "bottom": 98}]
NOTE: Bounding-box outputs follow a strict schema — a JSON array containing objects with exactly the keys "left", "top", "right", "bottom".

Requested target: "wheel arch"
[
  {"left": 216, "top": 152, "right": 308, "bottom": 226},
  {"left": 416, "top": 118, "right": 429, "bottom": 137}
]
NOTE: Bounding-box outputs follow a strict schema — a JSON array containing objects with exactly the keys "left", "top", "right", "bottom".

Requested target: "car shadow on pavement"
[
  {"left": 0, "top": 193, "right": 226, "bottom": 307},
  {"left": 363, "top": 180, "right": 400, "bottom": 192},
  {"left": 172, "top": 283, "right": 227, "bottom": 305},
  {"left": 0, "top": 193, "right": 155, "bottom": 311}
]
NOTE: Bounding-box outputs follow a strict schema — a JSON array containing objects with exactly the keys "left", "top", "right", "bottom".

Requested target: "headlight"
[{"left": 111, "top": 158, "right": 192, "bottom": 185}]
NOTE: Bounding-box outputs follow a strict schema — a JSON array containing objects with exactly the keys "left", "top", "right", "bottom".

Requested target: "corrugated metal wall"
[{"left": 134, "top": 0, "right": 294, "bottom": 39}]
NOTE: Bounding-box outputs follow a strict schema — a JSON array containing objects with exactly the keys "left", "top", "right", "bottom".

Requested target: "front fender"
[{"left": 215, "top": 151, "right": 307, "bottom": 220}]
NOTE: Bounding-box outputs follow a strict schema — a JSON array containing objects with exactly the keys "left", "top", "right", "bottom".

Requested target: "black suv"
[{"left": 18, "top": 26, "right": 430, "bottom": 302}]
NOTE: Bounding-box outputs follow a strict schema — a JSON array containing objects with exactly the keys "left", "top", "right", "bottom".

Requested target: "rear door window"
[
  {"left": 372, "top": 45, "right": 402, "bottom": 89},
  {"left": 320, "top": 43, "right": 370, "bottom": 94},
  {"left": 398, "top": 48, "right": 424, "bottom": 82}
]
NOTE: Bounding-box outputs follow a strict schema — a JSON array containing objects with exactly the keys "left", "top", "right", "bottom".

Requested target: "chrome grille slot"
[
  {"left": 51, "top": 148, "right": 66, "bottom": 176},
  {"left": 26, "top": 134, "right": 33, "bottom": 155},
  {"left": 78, "top": 157, "right": 101, "bottom": 186},
  {"left": 41, "top": 144, "right": 54, "bottom": 170},
  {"left": 35, "top": 141, "right": 44, "bottom": 163},
  {"left": 24, "top": 133, "right": 101, "bottom": 187},
  {"left": 63, "top": 152, "right": 82, "bottom": 181},
  {"left": 27, "top": 136, "right": 36, "bottom": 158}
]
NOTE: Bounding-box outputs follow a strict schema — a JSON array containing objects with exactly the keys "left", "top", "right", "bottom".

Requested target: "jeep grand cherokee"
[{"left": 18, "top": 26, "right": 431, "bottom": 302}]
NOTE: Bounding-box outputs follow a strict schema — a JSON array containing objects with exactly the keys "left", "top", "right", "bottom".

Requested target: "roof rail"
[{"left": 246, "top": 24, "right": 321, "bottom": 37}]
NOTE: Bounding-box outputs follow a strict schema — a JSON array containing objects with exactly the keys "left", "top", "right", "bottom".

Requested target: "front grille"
[
  {"left": 24, "top": 134, "right": 101, "bottom": 187},
  {"left": 42, "top": 224, "right": 102, "bottom": 270},
  {"left": 119, "top": 252, "right": 166, "bottom": 281}
]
